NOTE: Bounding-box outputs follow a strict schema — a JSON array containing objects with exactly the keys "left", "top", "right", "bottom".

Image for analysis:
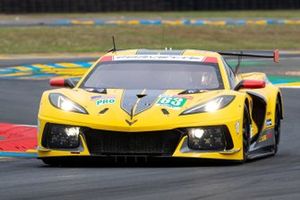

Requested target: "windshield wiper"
[
  {"left": 84, "top": 88, "right": 107, "bottom": 94},
  {"left": 178, "top": 89, "right": 208, "bottom": 95}
]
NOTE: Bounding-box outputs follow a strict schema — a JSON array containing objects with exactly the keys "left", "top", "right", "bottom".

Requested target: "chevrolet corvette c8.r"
[{"left": 37, "top": 49, "right": 283, "bottom": 165}]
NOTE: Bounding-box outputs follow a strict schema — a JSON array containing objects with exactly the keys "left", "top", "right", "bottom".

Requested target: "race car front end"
[{"left": 37, "top": 89, "right": 246, "bottom": 162}]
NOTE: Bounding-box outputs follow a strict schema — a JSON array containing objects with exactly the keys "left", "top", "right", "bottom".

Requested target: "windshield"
[{"left": 81, "top": 61, "right": 223, "bottom": 90}]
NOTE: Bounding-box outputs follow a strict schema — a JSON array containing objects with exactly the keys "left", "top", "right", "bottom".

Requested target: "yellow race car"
[{"left": 37, "top": 49, "right": 283, "bottom": 165}]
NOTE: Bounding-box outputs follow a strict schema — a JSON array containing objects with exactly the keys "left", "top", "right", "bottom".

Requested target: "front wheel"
[
  {"left": 40, "top": 158, "right": 62, "bottom": 166},
  {"left": 242, "top": 105, "right": 251, "bottom": 162},
  {"left": 273, "top": 100, "right": 281, "bottom": 155}
]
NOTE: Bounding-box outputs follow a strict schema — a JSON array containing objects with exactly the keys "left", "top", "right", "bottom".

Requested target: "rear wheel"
[
  {"left": 273, "top": 100, "right": 281, "bottom": 154},
  {"left": 242, "top": 106, "right": 251, "bottom": 162}
]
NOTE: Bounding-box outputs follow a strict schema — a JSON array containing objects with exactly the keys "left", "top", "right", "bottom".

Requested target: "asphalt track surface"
[{"left": 0, "top": 58, "right": 300, "bottom": 200}]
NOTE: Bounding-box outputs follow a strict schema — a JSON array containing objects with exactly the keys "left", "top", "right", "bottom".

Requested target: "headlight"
[
  {"left": 42, "top": 124, "right": 81, "bottom": 149},
  {"left": 181, "top": 95, "right": 235, "bottom": 115},
  {"left": 49, "top": 93, "right": 88, "bottom": 114},
  {"left": 187, "top": 126, "right": 233, "bottom": 151}
]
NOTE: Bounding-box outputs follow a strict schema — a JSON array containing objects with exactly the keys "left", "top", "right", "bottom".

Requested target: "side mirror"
[
  {"left": 234, "top": 80, "right": 266, "bottom": 91},
  {"left": 49, "top": 78, "right": 79, "bottom": 88}
]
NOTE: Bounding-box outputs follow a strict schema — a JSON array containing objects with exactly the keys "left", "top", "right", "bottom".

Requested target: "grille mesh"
[{"left": 84, "top": 129, "right": 183, "bottom": 156}]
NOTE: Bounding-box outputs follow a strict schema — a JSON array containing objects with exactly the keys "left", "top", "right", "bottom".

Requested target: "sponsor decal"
[
  {"left": 113, "top": 55, "right": 205, "bottom": 62},
  {"left": 265, "top": 119, "right": 272, "bottom": 126},
  {"left": 93, "top": 96, "right": 116, "bottom": 106},
  {"left": 259, "top": 132, "right": 273, "bottom": 142},
  {"left": 266, "top": 132, "right": 273, "bottom": 139},
  {"left": 156, "top": 95, "right": 187, "bottom": 109},
  {"left": 235, "top": 121, "right": 240, "bottom": 134}
]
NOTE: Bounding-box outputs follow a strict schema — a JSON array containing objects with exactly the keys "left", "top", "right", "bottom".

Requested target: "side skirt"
[{"left": 247, "top": 128, "right": 275, "bottom": 160}]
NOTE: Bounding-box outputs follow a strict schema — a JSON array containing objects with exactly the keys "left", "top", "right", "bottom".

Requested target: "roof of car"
[{"left": 104, "top": 49, "right": 220, "bottom": 58}]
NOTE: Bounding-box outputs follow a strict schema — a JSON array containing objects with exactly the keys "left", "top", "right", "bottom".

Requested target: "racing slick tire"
[
  {"left": 41, "top": 158, "right": 62, "bottom": 166},
  {"left": 242, "top": 105, "right": 251, "bottom": 162},
  {"left": 273, "top": 99, "right": 281, "bottom": 155}
]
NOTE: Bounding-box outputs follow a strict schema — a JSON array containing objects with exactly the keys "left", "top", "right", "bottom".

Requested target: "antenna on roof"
[
  {"left": 107, "top": 36, "right": 117, "bottom": 52},
  {"left": 112, "top": 36, "right": 116, "bottom": 51},
  {"left": 234, "top": 51, "right": 243, "bottom": 74}
]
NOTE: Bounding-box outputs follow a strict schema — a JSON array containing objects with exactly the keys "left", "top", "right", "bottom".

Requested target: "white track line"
[
  {"left": 279, "top": 86, "right": 300, "bottom": 89},
  {"left": 15, "top": 124, "right": 37, "bottom": 127}
]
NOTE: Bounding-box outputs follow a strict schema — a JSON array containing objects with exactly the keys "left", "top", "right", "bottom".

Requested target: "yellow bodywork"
[{"left": 37, "top": 49, "right": 282, "bottom": 161}]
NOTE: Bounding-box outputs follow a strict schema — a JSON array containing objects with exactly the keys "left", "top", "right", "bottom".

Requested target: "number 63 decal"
[{"left": 156, "top": 96, "right": 187, "bottom": 109}]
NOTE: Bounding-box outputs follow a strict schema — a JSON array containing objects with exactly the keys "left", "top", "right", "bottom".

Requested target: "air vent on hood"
[{"left": 99, "top": 108, "right": 109, "bottom": 114}]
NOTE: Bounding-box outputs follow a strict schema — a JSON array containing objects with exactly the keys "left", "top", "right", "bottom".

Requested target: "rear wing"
[{"left": 218, "top": 49, "right": 279, "bottom": 73}]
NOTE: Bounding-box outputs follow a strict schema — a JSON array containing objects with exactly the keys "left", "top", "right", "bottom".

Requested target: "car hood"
[{"left": 41, "top": 88, "right": 235, "bottom": 131}]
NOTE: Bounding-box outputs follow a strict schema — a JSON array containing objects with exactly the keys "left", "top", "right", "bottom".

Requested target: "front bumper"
[{"left": 38, "top": 119, "right": 244, "bottom": 161}]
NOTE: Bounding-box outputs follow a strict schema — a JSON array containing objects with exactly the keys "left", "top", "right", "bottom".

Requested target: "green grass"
[
  {"left": 1, "top": 10, "right": 300, "bottom": 20},
  {"left": 0, "top": 25, "right": 300, "bottom": 54},
  {"left": 0, "top": 10, "right": 299, "bottom": 54}
]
